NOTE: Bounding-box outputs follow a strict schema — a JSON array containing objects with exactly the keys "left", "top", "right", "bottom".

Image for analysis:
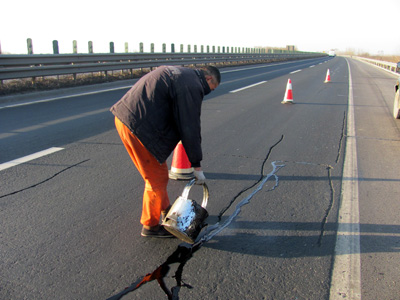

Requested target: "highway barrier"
[
  {"left": 0, "top": 49, "right": 327, "bottom": 82},
  {"left": 355, "top": 56, "right": 399, "bottom": 74},
  {"left": 0, "top": 39, "right": 327, "bottom": 83}
]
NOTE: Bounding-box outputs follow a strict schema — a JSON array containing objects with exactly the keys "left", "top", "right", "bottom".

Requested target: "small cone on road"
[
  {"left": 281, "top": 78, "right": 294, "bottom": 104},
  {"left": 324, "top": 69, "right": 331, "bottom": 83},
  {"left": 168, "top": 141, "right": 195, "bottom": 180}
]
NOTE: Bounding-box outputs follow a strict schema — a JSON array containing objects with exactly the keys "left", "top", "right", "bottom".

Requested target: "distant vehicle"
[
  {"left": 394, "top": 77, "right": 400, "bottom": 119},
  {"left": 328, "top": 50, "right": 336, "bottom": 57}
]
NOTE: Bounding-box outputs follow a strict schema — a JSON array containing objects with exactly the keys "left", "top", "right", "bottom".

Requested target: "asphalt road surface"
[{"left": 1, "top": 57, "right": 399, "bottom": 300}]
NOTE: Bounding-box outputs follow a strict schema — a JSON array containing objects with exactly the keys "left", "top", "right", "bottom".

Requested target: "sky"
[{"left": 1, "top": 0, "right": 400, "bottom": 56}]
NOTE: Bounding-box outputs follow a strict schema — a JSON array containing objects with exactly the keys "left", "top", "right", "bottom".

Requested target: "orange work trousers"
[{"left": 114, "top": 117, "right": 170, "bottom": 227}]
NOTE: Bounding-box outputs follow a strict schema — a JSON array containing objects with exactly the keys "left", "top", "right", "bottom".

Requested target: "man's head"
[{"left": 201, "top": 66, "right": 221, "bottom": 91}]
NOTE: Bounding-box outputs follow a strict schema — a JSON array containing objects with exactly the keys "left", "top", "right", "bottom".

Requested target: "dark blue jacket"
[{"left": 110, "top": 66, "right": 211, "bottom": 167}]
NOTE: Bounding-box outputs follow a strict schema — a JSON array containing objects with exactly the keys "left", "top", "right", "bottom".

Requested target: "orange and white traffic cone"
[
  {"left": 281, "top": 78, "right": 294, "bottom": 104},
  {"left": 168, "top": 141, "right": 195, "bottom": 180},
  {"left": 324, "top": 69, "right": 331, "bottom": 83}
]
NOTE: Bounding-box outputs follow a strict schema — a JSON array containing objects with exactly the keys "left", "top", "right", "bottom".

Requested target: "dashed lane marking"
[
  {"left": 0, "top": 147, "right": 64, "bottom": 171},
  {"left": 290, "top": 69, "right": 302, "bottom": 74},
  {"left": 229, "top": 81, "right": 267, "bottom": 93}
]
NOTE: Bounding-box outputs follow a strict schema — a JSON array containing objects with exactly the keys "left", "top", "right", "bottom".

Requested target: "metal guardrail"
[
  {"left": 0, "top": 52, "right": 327, "bottom": 81},
  {"left": 355, "top": 56, "right": 399, "bottom": 74}
]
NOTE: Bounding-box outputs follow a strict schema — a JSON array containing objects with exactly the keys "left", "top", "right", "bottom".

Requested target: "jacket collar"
[{"left": 195, "top": 69, "right": 211, "bottom": 96}]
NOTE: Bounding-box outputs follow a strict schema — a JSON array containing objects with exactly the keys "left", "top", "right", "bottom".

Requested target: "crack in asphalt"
[
  {"left": 281, "top": 161, "right": 336, "bottom": 247},
  {"left": 106, "top": 135, "right": 285, "bottom": 300},
  {"left": 336, "top": 111, "right": 346, "bottom": 164},
  {"left": 217, "top": 135, "right": 285, "bottom": 221},
  {"left": 107, "top": 120, "right": 346, "bottom": 299},
  {"left": 319, "top": 165, "right": 335, "bottom": 246},
  {"left": 0, "top": 159, "right": 90, "bottom": 199}
]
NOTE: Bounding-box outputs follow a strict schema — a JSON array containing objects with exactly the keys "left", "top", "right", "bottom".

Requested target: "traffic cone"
[
  {"left": 168, "top": 141, "right": 195, "bottom": 180},
  {"left": 324, "top": 69, "right": 331, "bottom": 83},
  {"left": 281, "top": 78, "right": 294, "bottom": 104}
]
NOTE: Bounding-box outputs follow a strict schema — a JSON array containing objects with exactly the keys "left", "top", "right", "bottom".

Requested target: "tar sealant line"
[
  {"left": 0, "top": 159, "right": 89, "bottom": 199},
  {"left": 107, "top": 161, "right": 285, "bottom": 300},
  {"left": 279, "top": 160, "right": 336, "bottom": 247},
  {"left": 329, "top": 59, "right": 362, "bottom": 299},
  {"left": 199, "top": 161, "right": 285, "bottom": 243},
  {"left": 107, "top": 137, "right": 286, "bottom": 300}
]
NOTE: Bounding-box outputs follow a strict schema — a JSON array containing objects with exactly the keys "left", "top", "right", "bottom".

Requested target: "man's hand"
[{"left": 193, "top": 168, "right": 206, "bottom": 185}]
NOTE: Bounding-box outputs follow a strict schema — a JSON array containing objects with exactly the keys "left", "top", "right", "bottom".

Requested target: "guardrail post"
[
  {"left": 212, "top": 46, "right": 215, "bottom": 53},
  {"left": 53, "top": 40, "right": 59, "bottom": 54},
  {"left": 207, "top": 45, "right": 210, "bottom": 53},
  {"left": 151, "top": 43, "right": 154, "bottom": 53},
  {"left": 194, "top": 45, "right": 197, "bottom": 53},
  {"left": 187, "top": 45, "right": 191, "bottom": 53},
  {"left": 171, "top": 43, "right": 175, "bottom": 53},
  {"left": 88, "top": 41, "right": 93, "bottom": 53},
  {"left": 201, "top": 45, "right": 204, "bottom": 53},
  {"left": 218, "top": 46, "right": 220, "bottom": 53},
  {"left": 140, "top": 42, "right": 144, "bottom": 53},
  {"left": 180, "top": 44, "right": 184, "bottom": 53},
  {"left": 27, "top": 37, "right": 35, "bottom": 82},
  {"left": 110, "top": 42, "right": 115, "bottom": 53},
  {"left": 73, "top": 40, "right": 78, "bottom": 53},
  {"left": 162, "top": 43, "right": 166, "bottom": 53},
  {"left": 125, "top": 42, "right": 129, "bottom": 53},
  {"left": 27, "top": 38, "right": 33, "bottom": 54}
]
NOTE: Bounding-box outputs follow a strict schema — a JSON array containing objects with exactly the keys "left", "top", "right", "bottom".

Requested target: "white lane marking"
[
  {"left": 0, "top": 86, "right": 131, "bottom": 110},
  {"left": 221, "top": 60, "right": 302, "bottom": 74},
  {"left": 230, "top": 81, "right": 267, "bottom": 93},
  {"left": 329, "top": 59, "right": 362, "bottom": 299},
  {"left": 0, "top": 108, "right": 109, "bottom": 140},
  {"left": 290, "top": 69, "right": 302, "bottom": 74},
  {"left": 0, "top": 147, "right": 64, "bottom": 171},
  {"left": 309, "top": 65, "right": 315, "bottom": 68}
]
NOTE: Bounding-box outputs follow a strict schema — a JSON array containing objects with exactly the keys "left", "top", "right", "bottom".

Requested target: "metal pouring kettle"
[{"left": 162, "top": 179, "right": 209, "bottom": 244}]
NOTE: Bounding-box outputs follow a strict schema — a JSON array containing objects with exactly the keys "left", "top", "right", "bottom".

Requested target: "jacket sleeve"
[{"left": 172, "top": 76, "right": 203, "bottom": 168}]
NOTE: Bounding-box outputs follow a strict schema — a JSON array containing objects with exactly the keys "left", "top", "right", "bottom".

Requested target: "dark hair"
[{"left": 201, "top": 66, "right": 221, "bottom": 84}]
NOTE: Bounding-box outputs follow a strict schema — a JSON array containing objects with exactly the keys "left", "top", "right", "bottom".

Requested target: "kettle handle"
[{"left": 181, "top": 179, "right": 209, "bottom": 209}]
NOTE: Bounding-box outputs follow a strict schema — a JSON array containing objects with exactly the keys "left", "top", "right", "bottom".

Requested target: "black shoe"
[{"left": 141, "top": 225, "right": 174, "bottom": 238}]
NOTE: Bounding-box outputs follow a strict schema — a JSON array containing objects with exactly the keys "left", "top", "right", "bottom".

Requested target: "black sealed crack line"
[
  {"left": 107, "top": 243, "right": 200, "bottom": 300},
  {"left": 107, "top": 161, "right": 284, "bottom": 300},
  {"left": 198, "top": 161, "right": 285, "bottom": 243},
  {"left": 281, "top": 160, "right": 336, "bottom": 247},
  {"left": 0, "top": 159, "right": 90, "bottom": 199},
  {"left": 317, "top": 165, "right": 335, "bottom": 247},
  {"left": 217, "top": 134, "right": 284, "bottom": 221},
  {"left": 107, "top": 136, "right": 285, "bottom": 300},
  {"left": 336, "top": 111, "right": 346, "bottom": 164}
]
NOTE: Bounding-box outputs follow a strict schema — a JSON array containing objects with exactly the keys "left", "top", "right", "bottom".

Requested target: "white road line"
[
  {"left": 0, "top": 86, "right": 131, "bottom": 110},
  {"left": 290, "top": 69, "right": 302, "bottom": 74},
  {"left": 0, "top": 147, "right": 64, "bottom": 171},
  {"left": 221, "top": 60, "right": 299, "bottom": 74},
  {"left": 329, "top": 59, "right": 362, "bottom": 299},
  {"left": 229, "top": 81, "right": 267, "bottom": 93},
  {"left": 309, "top": 65, "right": 315, "bottom": 68}
]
